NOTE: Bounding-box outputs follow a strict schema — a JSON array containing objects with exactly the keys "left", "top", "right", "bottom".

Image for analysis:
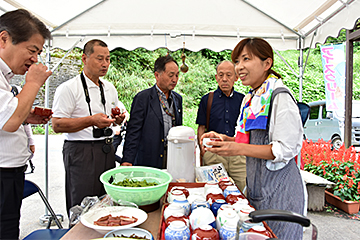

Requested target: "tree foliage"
[{"left": 103, "top": 40, "right": 360, "bottom": 131}]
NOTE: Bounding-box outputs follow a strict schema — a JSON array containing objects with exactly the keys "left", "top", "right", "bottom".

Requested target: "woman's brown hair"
[{"left": 231, "top": 37, "right": 281, "bottom": 79}]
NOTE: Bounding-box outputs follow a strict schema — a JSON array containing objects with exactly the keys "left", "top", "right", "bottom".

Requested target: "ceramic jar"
[
  {"left": 165, "top": 220, "right": 190, "bottom": 240},
  {"left": 218, "top": 179, "right": 231, "bottom": 188},
  {"left": 164, "top": 203, "right": 186, "bottom": 221},
  {"left": 191, "top": 199, "right": 210, "bottom": 211},
  {"left": 219, "top": 221, "right": 241, "bottom": 240},
  {"left": 173, "top": 198, "right": 191, "bottom": 216},
  {"left": 247, "top": 225, "right": 272, "bottom": 238},
  {"left": 187, "top": 193, "right": 206, "bottom": 205},
  {"left": 189, "top": 206, "right": 216, "bottom": 230},
  {"left": 210, "top": 199, "right": 227, "bottom": 217},
  {"left": 165, "top": 212, "right": 190, "bottom": 228},
  {"left": 223, "top": 186, "right": 240, "bottom": 198},
  {"left": 206, "top": 193, "right": 225, "bottom": 205},
  {"left": 241, "top": 220, "right": 264, "bottom": 232},
  {"left": 237, "top": 205, "right": 255, "bottom": 222},
  {"left": 171, "top": 186, "right": 190, "bottom": 198},
  {"left": 216, "top": 204, "right": 234, "bottom": 218},
  {"left": 204, "top": 180, "right": 219, "bottom": 190},
  {"left": 215, "top": 208, "right": 239, "bottom": 230},
  {"left": 205, "top": 184, "right": 223, "bottom": 197},
  {"left": 219, "top": 181, "right": 233, "bottom": 192},
  {"left": 231, "top": 199, "right": 249, "bottom": 213},
  {"left": 225, "top": 192, "right": 246, "bottom": 205},
  {"left": 168, "top": 189, "right": 187, "bottom": 203},
  {"left": 191, "top": 225, "right": 219, "bottom": 240}
]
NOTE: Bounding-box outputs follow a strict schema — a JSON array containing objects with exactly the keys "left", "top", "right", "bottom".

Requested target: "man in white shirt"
[
  {"left": 0, "top": 9, "right": 52, "bottom": 239},
  {"left": 52, "top": 39, "right": 126, "bottom": 215}
]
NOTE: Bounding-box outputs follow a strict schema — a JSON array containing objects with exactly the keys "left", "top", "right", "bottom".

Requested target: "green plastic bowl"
[{"left": 100, "top": 166, "right": 172, "bottom": 206}]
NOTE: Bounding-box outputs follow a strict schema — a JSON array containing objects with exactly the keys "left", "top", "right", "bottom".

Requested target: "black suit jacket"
[{"left": 122, "top": 85, "right": 183, "bottom": 168}]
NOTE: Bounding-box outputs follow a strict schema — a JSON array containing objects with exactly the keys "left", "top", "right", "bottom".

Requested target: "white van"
[{"left": 304, "top": 100, "right": 360, "bottom": 149}]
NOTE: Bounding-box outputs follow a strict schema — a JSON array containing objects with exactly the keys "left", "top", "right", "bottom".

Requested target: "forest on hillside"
[
  {"left": 39, "top": 29, "right": 360, "bottom": 134},
  {"left": 101, "top": 30, "right": 360, "bottom": 130}
]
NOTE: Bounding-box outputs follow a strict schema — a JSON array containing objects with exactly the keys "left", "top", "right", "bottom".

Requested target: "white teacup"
[
  {"left": 189, "top": 207, "right": 216, "bottom": 230},
  {"left": 204, "top": 181, "right": 220, "bottom": 194},
  {"left": 164, "top": 203, "right": 186, "bottom": 221},
  {"left": 216, "top": 208, "right": 239, "bottom": 230},
  {"left": 165, "top": 220, "right": 190, "bottom": 240},
  {"left": 168, "top": 189, "right": 186, "bottom": 203},
  {"left": 237, "top": 205, "right": 256, "bottom": 222},
  {"left": 205, "top": 185, "right": 223, "bottom": 197},
  {"left": 187, "top": 193, "right": 206, "bottom": 205},
  {"left": 202, "top": 138, "right": 221, "bottom": 148}
]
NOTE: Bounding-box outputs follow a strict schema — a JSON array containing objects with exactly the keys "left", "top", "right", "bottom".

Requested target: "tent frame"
[{"left": 345, "top": 23, "right": 360, "bottom": 148}]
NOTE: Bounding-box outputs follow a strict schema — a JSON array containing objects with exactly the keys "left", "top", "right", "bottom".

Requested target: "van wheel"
[{"left": 331, "top": 137, "right": 342, "bottom": 150}]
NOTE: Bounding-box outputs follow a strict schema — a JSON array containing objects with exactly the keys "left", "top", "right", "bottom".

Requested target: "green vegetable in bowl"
[
  {"left": 112, "top": 178, "right": 158, "bottom": 187},
  {"left": 112, "top": 233, "right": 150, "bottom": 239}
]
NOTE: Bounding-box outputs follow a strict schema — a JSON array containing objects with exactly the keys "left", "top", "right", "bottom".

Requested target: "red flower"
[
  {"left": 349, "top": 179, "right": 354, "bottom": 188},
  {"left": 302, "top": 139, "right": 360, "bottom": 202}
]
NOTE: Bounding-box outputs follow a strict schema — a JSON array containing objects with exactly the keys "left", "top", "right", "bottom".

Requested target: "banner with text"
[{"left": 320, "top": 43, "right": 346, "bottom": 113}]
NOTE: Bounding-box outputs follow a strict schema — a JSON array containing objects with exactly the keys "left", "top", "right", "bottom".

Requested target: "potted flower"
[{"left": 301, "top": 139, "right": 360, "bottom": 214}]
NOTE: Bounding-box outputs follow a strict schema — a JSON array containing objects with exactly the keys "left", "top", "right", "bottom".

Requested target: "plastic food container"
[{"left": 100, "top": 166, "right": 172, "bottom": 206}]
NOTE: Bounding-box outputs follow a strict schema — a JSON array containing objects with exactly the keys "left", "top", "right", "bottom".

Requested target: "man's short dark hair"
[
  {"left": 0, "top": 9, "right": 51, "bottom": 45},
  {"left": 83, "top": 39, "right": 108, "bottom": 56},
  {"left": 154, "top": 55, "right": 178, "bottom": 73}
]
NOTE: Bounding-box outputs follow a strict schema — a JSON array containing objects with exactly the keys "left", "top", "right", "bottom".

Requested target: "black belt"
[
  {"left": 0, "top": 165, "right": 28, "bottom": 173},
  {"left": 65, "top": 138, "right": 113, "bottom": 144}
]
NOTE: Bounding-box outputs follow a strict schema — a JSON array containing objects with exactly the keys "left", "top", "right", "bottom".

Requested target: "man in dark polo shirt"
[{"left": 196, "top": 60, "right": 246, "bottom": 191}]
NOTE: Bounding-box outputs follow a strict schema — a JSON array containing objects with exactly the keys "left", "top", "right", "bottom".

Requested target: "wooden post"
[{"left": 345, "top": 25, "right": 360, "bottom": 148}]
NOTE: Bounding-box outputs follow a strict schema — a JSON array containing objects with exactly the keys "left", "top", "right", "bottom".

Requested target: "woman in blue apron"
[{"left": 201, "top": 37, "right": 305, "bottom": 240}]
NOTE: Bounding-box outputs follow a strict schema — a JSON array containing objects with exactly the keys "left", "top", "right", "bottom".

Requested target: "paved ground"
[{"left": 19, "top": 135, "right": 360, "bottom": 239}]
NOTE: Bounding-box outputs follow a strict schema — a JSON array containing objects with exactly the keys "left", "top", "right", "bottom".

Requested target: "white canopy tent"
[
  {"left": 37, "top": 0, "right": 360, "bottom": 101},
  {"left": 1, "top": 0, "right": 360, "bottom": 220},
  {"left": 48, "top": 0, "right": 359, "bottom": 52}
]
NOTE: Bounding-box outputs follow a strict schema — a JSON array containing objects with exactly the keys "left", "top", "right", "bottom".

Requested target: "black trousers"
[
  {"left": 0, "top": 170, "right": 25, "bottom": 240},
  {"left": 63, "top": 140, "right": 115, "bottom": 215}
]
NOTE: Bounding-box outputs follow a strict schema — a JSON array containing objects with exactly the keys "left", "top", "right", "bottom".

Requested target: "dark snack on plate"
[
  {"left": 34, "top": 106, "right": 53, "bottom": 117},
  {"left": 94, "top": 214, "right": 138, "bottom": 226},
  {"left": 112, "top": 233, "right": 150, "bottom": 239},
  {"left": 112, "top": 178, "right": 158, "bottom": 187}
]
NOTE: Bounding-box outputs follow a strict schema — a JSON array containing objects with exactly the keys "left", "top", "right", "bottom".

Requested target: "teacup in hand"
[
  {"left": 33, "top": 106, "right": 52, "bottom": 117},
  {"left": 202, "top": 138, "right": 221, "bottom": 148}
]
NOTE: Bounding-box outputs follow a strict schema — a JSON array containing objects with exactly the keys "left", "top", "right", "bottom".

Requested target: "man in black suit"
[{"left": 121, "top": 55, "right": 182, "bottom": 168}]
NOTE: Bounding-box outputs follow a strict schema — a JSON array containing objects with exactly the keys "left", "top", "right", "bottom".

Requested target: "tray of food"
[{"left": 157, "top": 182, "right": 276, "bottom": 239}]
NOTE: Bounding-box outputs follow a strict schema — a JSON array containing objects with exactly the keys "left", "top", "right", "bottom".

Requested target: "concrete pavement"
[{"left": 19, "top": 135, "right": 360, "bottom": 239}]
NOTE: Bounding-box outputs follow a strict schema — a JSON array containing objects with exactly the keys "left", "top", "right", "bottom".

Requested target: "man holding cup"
[
  {"left": 0, "top": 9, "right": 52, "bottom": 239},
  {"left": 52, "top": 39, "right": 126, "bottom": 215}
]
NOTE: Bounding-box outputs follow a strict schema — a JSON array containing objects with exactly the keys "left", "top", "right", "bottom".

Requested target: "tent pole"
[
  {"left": 41, "top": 38, "right": 82, "bottom": 221},
  {"left": 44, "top": 41, "right": 51, "bottom": 216},
  {"left": 297, "top": 37, "right": 304, "bottom": 170},
  {"left": 50, "top": 38, "right": 84, "bottom": 73},
  {"left": 345, "top": 29, "right": 355, "bottom": 148},
  {"left": 298, "top": 37, "right": 304, "bottom": 102},
  {"left": 303, "top": 30, "right": 317, "bottom": 75},
  {"left": 274, "top": 49, "right": 298, "bottom": 77}
]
